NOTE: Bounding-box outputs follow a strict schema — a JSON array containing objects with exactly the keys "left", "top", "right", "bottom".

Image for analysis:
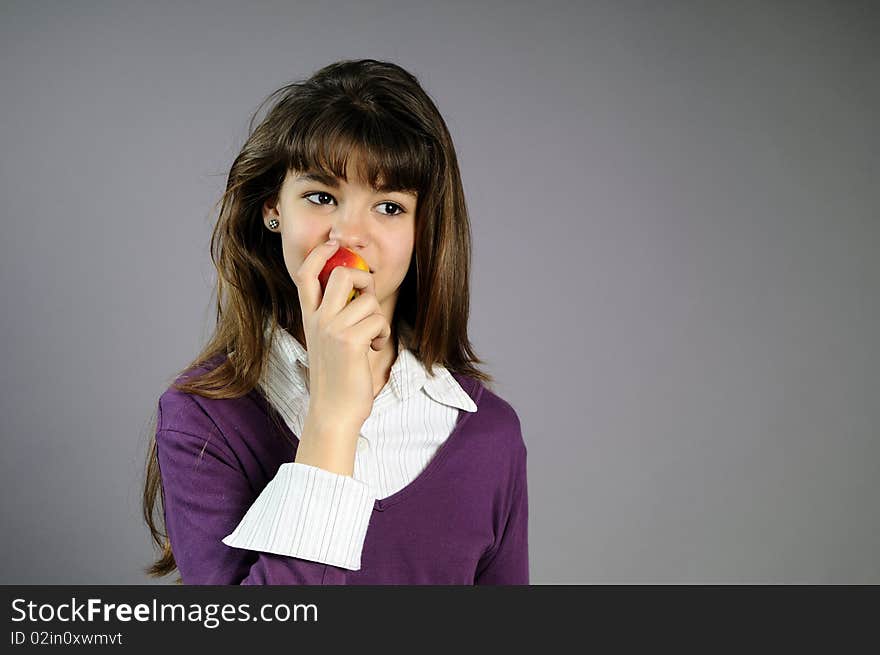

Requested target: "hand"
[{"left": 292, "top": 240, "right": 392, "bottom": 435}]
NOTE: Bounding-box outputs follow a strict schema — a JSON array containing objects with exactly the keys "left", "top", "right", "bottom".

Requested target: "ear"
[{"left": 262, "top": 196, "right": 279, "bottom": 222}]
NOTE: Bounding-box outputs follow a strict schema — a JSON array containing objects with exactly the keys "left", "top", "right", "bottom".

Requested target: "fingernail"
[{"left": 326, "top": 239, "right": 338, "bottom": 245}]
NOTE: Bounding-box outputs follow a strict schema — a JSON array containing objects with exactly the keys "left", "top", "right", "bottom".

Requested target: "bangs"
[{"left": 284, "top": 106, "right": 434, "bottom": 197}]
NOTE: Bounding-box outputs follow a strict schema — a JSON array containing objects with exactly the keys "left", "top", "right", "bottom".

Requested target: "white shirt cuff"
[{"left": 221, "top": 462, "right": 378, "bottom": 571}]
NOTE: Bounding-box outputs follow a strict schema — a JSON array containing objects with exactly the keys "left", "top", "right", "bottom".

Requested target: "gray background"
[{"left": 1, "top": 0, "right": 877, "bottom": 584}]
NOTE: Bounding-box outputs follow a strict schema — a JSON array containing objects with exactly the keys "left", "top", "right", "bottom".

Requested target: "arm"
[
  {"left": 154, "top": 394, "right": 372, "bottom": 584},
  {"left": 474, "top": 445, "right": 529, "bottom": 585}
]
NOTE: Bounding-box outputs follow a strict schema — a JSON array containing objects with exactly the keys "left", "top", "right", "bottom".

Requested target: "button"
[{"left": 357, "top": 437, "right": 369, "bottom": 453}]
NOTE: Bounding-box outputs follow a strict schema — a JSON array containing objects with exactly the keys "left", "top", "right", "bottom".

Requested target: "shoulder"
[
  {"left": 451, "top": 378, "right": 528, "bottom": 499},
  {"left": 156, "top": 354, "right": 251, "bottom": 439},
  {"left": 458, "top": 375, "right": 527, "bottom": 461},
  {"left": 154, "top": 355, "right": 294, "bottom": 486},
  {"left": 480, "top": 385, "right": 526, "bottom": 445}
]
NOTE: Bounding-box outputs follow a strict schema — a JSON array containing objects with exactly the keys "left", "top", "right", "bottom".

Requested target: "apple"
[{"left": 316, "top": 246, "right": 371, "bottom": 304}]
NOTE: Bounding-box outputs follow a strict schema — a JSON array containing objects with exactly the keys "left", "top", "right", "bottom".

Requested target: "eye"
[
  {"left": 302, "top": 192, "right": 405, "bottom": 217},
  {"left": 377, "top": 201, "right": 405, "bottom": 217},
  {"left": 303, "top": 192, "right": 336, "bottom": 206}
]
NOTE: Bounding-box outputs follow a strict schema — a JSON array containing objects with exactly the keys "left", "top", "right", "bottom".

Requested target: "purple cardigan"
[{"left": 155, "top": 355, "right": 529, "bottom": 585}]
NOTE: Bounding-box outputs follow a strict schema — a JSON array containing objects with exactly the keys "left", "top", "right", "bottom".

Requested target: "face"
[{"left": 263, "top": 153, "right": 417, "bottom": 324}]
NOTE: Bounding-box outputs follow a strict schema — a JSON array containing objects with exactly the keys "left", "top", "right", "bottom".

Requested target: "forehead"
[{"left": 290, "top": 170, "right": 416, "bottom": 197}]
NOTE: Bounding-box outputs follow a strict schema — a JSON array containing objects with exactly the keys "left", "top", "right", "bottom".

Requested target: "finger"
[
  {"left": 296, "top": 240, "right": 341, "bottom": 316},
  {"left": 330, "top": 287, "right": 385, "bottom": 342},
  {"left": 321, "top": 265, "right": 377, "bottom": 318},
  {"left": 328, "top": 283, "right": 388, "bottom": 351},
  {"left": 346, "top": 313, "right": 392, "bottom": 352}
]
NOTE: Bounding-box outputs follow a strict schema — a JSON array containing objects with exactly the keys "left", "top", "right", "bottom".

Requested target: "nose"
[{"left": 327, "top": 207, "right": 371, "bottom": 269}]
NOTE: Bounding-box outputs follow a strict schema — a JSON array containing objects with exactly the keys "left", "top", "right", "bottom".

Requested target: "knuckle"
[
  {"left": 324, "top": 326, "right": 341, "bottom": 345},
  {"left": 339, "top": 331, "right": 359, "bottom": 349},
  {"left": 330, "top": 266, "right": 350, "bottom": 283}
]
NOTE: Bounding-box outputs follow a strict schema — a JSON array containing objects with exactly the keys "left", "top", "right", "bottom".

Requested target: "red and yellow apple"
[{"left": 314, "top": 246, "right": 371, "bottom": 305}]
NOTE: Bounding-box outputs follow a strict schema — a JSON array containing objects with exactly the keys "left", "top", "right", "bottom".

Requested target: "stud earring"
[{"left": 268, "top": 219, "right": 279, "bottom": 230}]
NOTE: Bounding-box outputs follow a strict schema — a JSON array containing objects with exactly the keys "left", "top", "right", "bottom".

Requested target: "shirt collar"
[{"left": 261, "top": 319, "right": 477, "bottom": 414}]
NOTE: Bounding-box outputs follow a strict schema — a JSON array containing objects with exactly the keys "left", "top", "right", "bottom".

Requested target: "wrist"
[
  {"left": 305, "top": 403, "right": 365, "bottom": 438},
  {"left": 295, "top": 411, "right": 359, "bottom": 477}
]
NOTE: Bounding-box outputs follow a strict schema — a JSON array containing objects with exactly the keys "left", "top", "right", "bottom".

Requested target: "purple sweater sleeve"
[
  {"left": 474, "top": 443, "right": 529, "bottom": 585},
  {"left": 154, "top": 395, "right": 348, "bottom": 585}
]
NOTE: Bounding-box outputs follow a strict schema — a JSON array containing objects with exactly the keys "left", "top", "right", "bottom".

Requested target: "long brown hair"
[{"left": 142, "top": 58, "right": 495, "bottom": 581}]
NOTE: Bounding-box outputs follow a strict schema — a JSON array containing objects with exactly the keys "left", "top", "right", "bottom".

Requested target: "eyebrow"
[
  {"left": 295, "top": 172, "right": 341, "bottom": 188},
  {"left": 294, "top": 172, "right": 416, "bottom": 196}
]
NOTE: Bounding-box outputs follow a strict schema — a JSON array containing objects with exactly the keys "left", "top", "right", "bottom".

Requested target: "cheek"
[
  {"left": 279, "top": 239, "right": 306, "bottom": 284},
  {"left": 382, "top": 229, "right": 413, "bottom": 267},
  {"left": 280, "top": 242, "right": 300, "bottom": 283},
  {"left": 372, "top": 237, "right": 412, "bottom": 290},
  {"left": 281, "top": 224, "right": 325, "bottom": 280},
  {"left": 390, "top": 242, "right": 415, "bottom": 285}
]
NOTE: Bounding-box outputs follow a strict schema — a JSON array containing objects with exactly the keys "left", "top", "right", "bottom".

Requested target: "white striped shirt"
[{"left": 221, "top": 320, "right": 478, "bottom": 570}]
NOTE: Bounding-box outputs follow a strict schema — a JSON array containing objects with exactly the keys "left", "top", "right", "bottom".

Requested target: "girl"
[{"left": 142, "top": 58, "right": 529, "bottom": 585}]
